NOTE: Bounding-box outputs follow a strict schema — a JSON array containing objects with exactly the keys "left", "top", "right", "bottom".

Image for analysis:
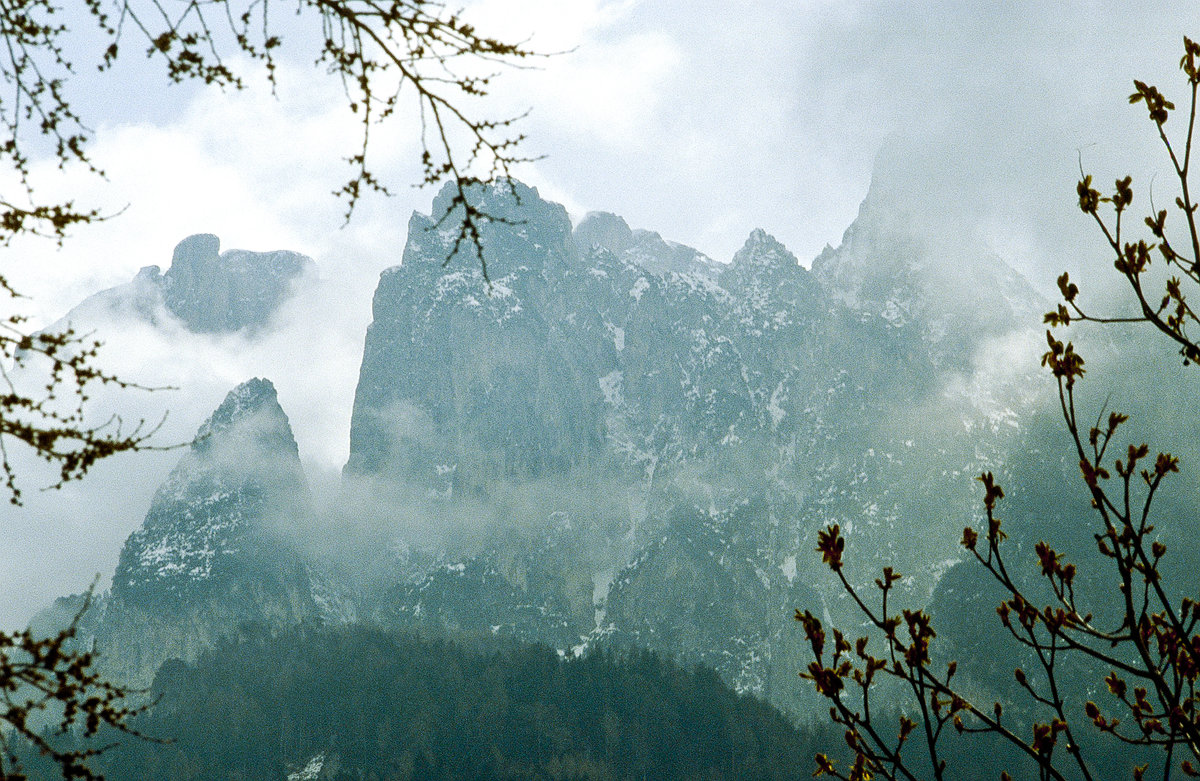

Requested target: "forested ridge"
[{"left": 17, "top": 624, "right": 822, "bottom": 780}]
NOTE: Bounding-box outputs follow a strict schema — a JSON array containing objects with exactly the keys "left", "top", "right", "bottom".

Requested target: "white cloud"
[
  {"left": 462, "top": 0, "right": 639, "bottom": 49},
  {"left": 529, "top": 32, "right": 684, "bottom": 148},
  {"left": 3, "top": 56, "right": 425, "bottom": 329}
]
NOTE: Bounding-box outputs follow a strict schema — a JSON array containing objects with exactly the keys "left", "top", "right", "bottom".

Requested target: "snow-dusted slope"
[
  {"left": 340, "top": 180, "right": 1048, "bottom": 714},
  {"left": 811, "top": 186, "right": 1044, "bottom": 370},
  {"left": 81, "top": 378, "right": 319, "bottom": 685},
  {"left": 34, "top": 177, "right": 1050, "bottom": 714},
  {"left": 112, "top": 378, "right": 309, "bottom": 604}
]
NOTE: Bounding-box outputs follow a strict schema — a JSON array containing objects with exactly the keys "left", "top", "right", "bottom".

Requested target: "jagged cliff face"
[
  {"left": 386, "top": 516, "right": 589, "bottom": 652},
  {"left": 89, "top": 378, "right": 317, "bottom": 685},
  {"left": 57, "top": 233, "right": 316, "bottom": 335},
  {"left": 811, "top": 188, "right": 1044, "bottom": 371},
  {"left": 346, "top": 182, "right": 607, "bottom": 490},
  {"left": 161, "top": 234, "right": 317, "bottom": 333},
  {"left": 113, "top": 377, "right": 310, "bottom": 606},
  {"left": 37, "top": 178, "right": 1048, "bottom": 714},
  {"left": 348, "top": 184, "right": 874, "bottom": 495},
  {"left": 348, "top": 182, "right": 1039, "bottom": 536},
  {"left": 341, "top": 181, "right": 1046, "bottom": 712},
  {"left": 602, "top": 501, "right": 822, "bottom": 706}
]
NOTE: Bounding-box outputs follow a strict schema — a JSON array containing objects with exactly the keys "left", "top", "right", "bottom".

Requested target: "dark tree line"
[{"left": 15, "top": 623, "right": 825, "bottom": 781}]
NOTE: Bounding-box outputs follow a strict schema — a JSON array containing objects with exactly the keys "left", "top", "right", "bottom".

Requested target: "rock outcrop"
[
  {"left": 53, "top": 234, "right": 316, "bottom": 336},
  {"left": 85, "top": 379, "right": 317, "bottom": 685}
]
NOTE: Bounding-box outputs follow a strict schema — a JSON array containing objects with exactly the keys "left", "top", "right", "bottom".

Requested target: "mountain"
[
  {"left": 602, "top": 500, "right": 822, "bottom": 704},
  {"left": 575, "top": 210, "right": 723, "bottom": 278},
  {"left": 811, "top": 185, "right": 1044, "bottom": 370},
  {"left": 338, "top": 179, "right": 1048, "bottom": 713},
  {"left": 112, "top": 377, "right": 310, "bottom": 606},
  {"left": 61, "top": 378, "right": 319, "bottom": 686},
  {"left": 56, "top": 233, "right": 316, "bottom": 335},
  {"left": 31, "top": 177, "right": 1049, "bottom": 715},
  {"left": 345, "top": 181, "right": 607, "bottom": 490}
]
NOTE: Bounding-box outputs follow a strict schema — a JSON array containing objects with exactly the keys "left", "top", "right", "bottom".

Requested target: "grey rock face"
[
  {"left": 346, "top": 181, "right": 608, "bottom": 490},
  {"left": 52, "top": 234, "right": 316, "bottom": 336},
  {"left": 602, "top": 502, "right": 822, "bottom": 709},
  {"left": 93, "top": 378, "right": 316, "bottom": 684},
  {"left": 162, "top": 234, "right": 316, "bottom": 333},
  {"left": 112, "top": 377, "right": 309, "bottom": 606},
  {"left": 343, "top": 179, "right": 1045, "bottom": 713},
  {"left": 387, "top": 550, "right": 582, "bottom": 650},
  {"left": 347, "top": 182, "right": 827, "bottom": 495}
]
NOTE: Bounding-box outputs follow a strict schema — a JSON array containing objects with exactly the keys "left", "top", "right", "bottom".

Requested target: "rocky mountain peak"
[
  {"left": 161, "top": 233, "right": 316, "bottom": 333},
  {"left": 573, "top": 212, "right": 634, "bottom": 255},
  {"left": 48, "top": 235, "right": 317, "bottom": 340},
  {"left": 627, "top": 229, "right": 718, "bottom": 278},
  {"left": 81, "top": 378, "right": 318, "bottom": 687},
  {"left": 194, "top": 377, "right": 297, "bottom": 453},
  {"left": 730, "top": 229, "right": 801, "bottom": 270},
  {"left": 399, "top": 180, "right": 574, "bottom": 284},
  {"left": 169, "top": 233, "right": 223, "bottom": 272},
  {"left": 573, "top": 211, "right": 717, "bottom": 279},
  {"left": 427, "top": 179, "right": 570, "bottom": 244},
  {"left": 718, "top": 228, "right": 819, "bottom": 329},
  {"left": 809, "top": 188, "right": 924, "bottom": 313},
  {"left": 112, "top": 377, "right": 309, "bottom": 608},
  {"left": 810, "top": 182, "right": 1044, "bottom": 366}
]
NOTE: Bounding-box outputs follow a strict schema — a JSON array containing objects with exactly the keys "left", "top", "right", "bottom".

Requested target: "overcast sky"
[{"left": 2, "top": 0, "right": 1198, "bottom": 627}]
